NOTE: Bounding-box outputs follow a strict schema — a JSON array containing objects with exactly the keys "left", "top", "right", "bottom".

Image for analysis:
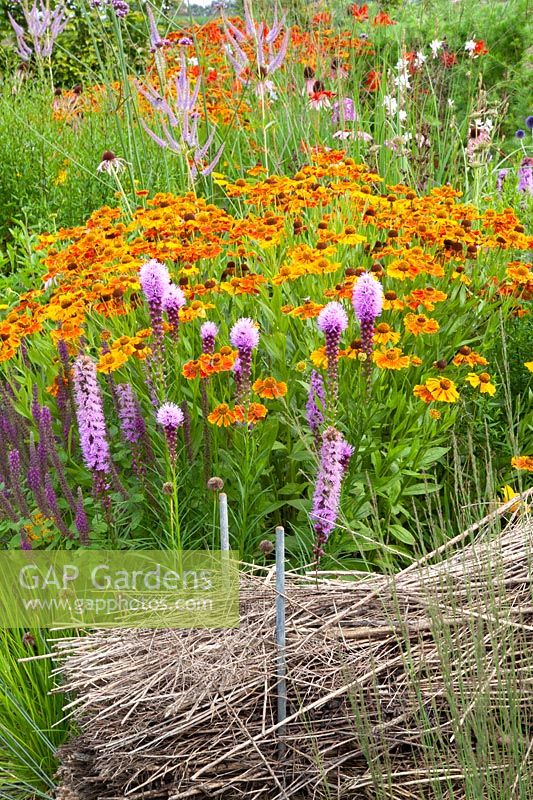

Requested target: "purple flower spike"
[
  {"left": 200, "top": 321, "right": 218, "bottom": 354},
  {"left": 332, "top": 97, "right": 356, "bottom": 126},
  {"left": 306, "top": 370, "right": 326, "bottom": 439},
  {"left": 339, "top": 439, "right": 355, "bottom": 473},
  {"left": 73, "top": 355, "right": 111, "bottom": 477},
  {"left": 162, "top": 284, "right": 186, "bottom": 341},
  {"left": 157, "top": 402, "right": 184, "bottom": 462},
  {"left": 317, "top": 302, "right": 348, "bottom": 405},
  {"left": 311, "top": 426, "right": 347, "bottom": 558},
  {"left": 230, "top": 318, "right": 260, "bottom": 402},
  {"left": 75, "top": 487, "right": 90, "bottom": 545},
  {"left": 140, "top": 259, "right": 170, "bottom": 350},
  {"left": 230, "top": 317, "right": 260, "bottom": 350},
  {"left": 496, "top": 168, "right": 509, "bottom": 193},
  {"left": 518, "top": 158, "right": 533, "bottom": 195},
  {"left": 352, "top": 273, "right": 384, "bottom": 391}
]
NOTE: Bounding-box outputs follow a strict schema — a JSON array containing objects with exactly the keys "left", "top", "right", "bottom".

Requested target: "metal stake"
[
  {"left": 219, "top": 492, "right": 229, "bottom": 551},
  {"left": 275, "top": 525, "right": 287, "bottom": 759}
]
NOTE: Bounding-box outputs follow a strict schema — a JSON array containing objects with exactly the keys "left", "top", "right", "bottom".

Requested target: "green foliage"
[{"left": 0, "top": 630, "right": 69, "bottom": 799}]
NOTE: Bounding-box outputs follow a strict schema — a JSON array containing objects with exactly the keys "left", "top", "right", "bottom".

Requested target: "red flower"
[
  {"left": 365, "top": 69, "right": 381, "bottom": 91},
  {"left": 373, "top": 11, "right": 396, "bottom": 25},
  {"left": 441, "top": 51, "right": 457, "bottom": 67},
  {"left": 349, "top": 4, "right": 368, "bottom": 21},
  {"left": 474, "top": 40, "right": 489, "bottom": 56}
]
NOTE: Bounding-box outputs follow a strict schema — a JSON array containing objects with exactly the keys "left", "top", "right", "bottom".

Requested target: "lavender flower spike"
[
  {"left": 352, "top": 272, "right": 384, "bottom": 391},
  {"left": 200, "top": 321, "right": 218, "bottom": 354},
  {"left": 139, "top": 259, "right": 170, "bottom": 351},
  {"left": 162, "top": 284, "right": 186, "bottom": 341},
  {"left": 306, "top": 370, "right": 325, "bottom": 438},
  {"left": 157, "top": 403, "right": 184, "bottom": 462},
  {"left": 317, "top": 302, "right": 348, "bottom": 405},
  {"left": 311, "top": 426, "right": 346, "bottom": 557},
  {"left": 72, "top": 355, "right": 111, "bottom": 477},
  {"left": 230, "top": 318, "right": 260, "bottom": 402}
]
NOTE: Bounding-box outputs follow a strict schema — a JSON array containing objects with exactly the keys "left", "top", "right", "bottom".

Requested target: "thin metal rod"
[
  {"left": 275, "top": 525, "right": 287, "bottom": 758},
  {"left": 219, "top": 492, "right": 229, "bottom": 551}
]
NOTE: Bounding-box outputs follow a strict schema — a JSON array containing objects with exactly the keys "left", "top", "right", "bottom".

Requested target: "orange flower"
[
  {"left": 288, "top": 300, "right": 325, "bottom": 319},
  {"left": 373, "top": 348, "right": 410, "bottom": 370},
  {"left": 208, "top": 404, "right": 241, "bottom": 427},
  {"left": 97, "top": 350, "right": 128, "bottom": 374},
  {"left": 452, "top": 347, "right": 488, "bottom": 367},
  {"left": 413, "top": 384, "right": 434, "bottom": 403},
  {"left": 466, "top": 372, "right": 496, "bottom": 396},
  {"left": 511, "top": 456, "right": 533, "bottom": 472},
  {"left": 247, "top": 402, "right": 268, "bottom": 424},
  {"left": 373, "top": 322, "right": 400, "bottom": 346},
  {"left": 425, "top": 377, "right": 459, "bottom": 403},
  {"left": 253, "top": 377, "right": 287, "bottom": 399},
  {"left": 404, "top": 314, "right": 440, "bottom": 336}
]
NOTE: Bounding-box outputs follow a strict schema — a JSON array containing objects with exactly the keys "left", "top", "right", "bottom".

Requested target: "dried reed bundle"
[{"left": 53, "top": 513, "right": 533, "bottom": 800}]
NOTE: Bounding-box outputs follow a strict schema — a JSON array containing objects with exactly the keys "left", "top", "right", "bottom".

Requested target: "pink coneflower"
[
  {"left": 317, "top": 302, "right": 348, "bottom": 405},
  {"left": 230, "top": 318, "right": 260, "bottom": 402},
  {"left": 309, "top": 81, "right": 335, "bottom": 110},
  {"left": 157, "top": 402, "right": 184, "bottom": 462},
  {"left": 96, "top": 150, "right": 128, "bottom": 175}
]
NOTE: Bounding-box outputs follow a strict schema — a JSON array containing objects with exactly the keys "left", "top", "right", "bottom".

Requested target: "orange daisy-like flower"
[
  {"left": 373, "top": 348, "right": 410, "bottom": 370},
  {"left": 466, "top": 372, "right": 496, "bottom": 396},
  {"left": 253, "top": 377, "right": 287, "bottom": 399},
  {"left": 404, "top": 313, "right": 440, "bottom": 336},
  {"left": 208, "top": 404, "right": 241, "bottom": 427},
  {"left": 97, "top": 350, "right": 129, "bottom": 374},
  {"left": 425, "top": 376, "right": 459, "bottom": 403},
  {"left": 288, "top": 300, "right": 325, "bottom": 319},
  {"left": 413, "top": 384, "right": 434, "bottom": 403},
  {"left": 452, "top": 346, "right": 489, "bottom": 367},
  {"left": 373, "top": 322, "right": 400, "bottom": 346},
  {"left": 511, "top": 456, "right": 533, "bottom": 472},
  {"left": 247, "top": 402, "right": 268, "bottom": 424}
]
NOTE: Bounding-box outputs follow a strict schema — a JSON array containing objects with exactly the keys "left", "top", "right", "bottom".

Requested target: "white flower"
[
  {"left": 396, "top": 58, "right": 410, "bottom": 73},
  {"left": 464, "top": 39, "right": 476, "bottom": 55},
  {"left": 398, "top": 109, "right": 407, "bottom": 122},
  {"left": 394, "top": 72, "right": 411, "bottom": 89},
  {"left": 188, "top": 56, "right": 199, "bottom": 66},
  {"left": 430, "top": 39, "right": 443, "bottom": 58},
  {"left": 447, "top": 98, "right": 455, "bottom": 108},
  {"left": 383, "top": 95, "right": 398, "bottom": 116},
  {"left": 96, "top": 151, "right": 128, "bottom": 175},
  {"left": 332, "top": 130, "right": 355, "bottom": 140},
  {"left": 414, "top": 51, "right": 427, "bottom": 68}
]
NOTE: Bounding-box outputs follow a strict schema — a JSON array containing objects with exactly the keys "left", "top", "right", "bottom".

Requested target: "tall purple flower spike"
[
  {"left": 222, "top": 0, "right": 289, "bottom": 81},
  {"left": 162, "top": 284, "right": 186, "bottom": 341},
  {"left": 139, "top": 259, "right": 170, "bottom": 352},
  {"left": 138, "top": 53, "right": 224, "bottom": 180},
  {"left": 157, "top": 403, "right": 184, "bottom": 463},
  {"left": 306, "top": 370, "right": 326, "bottom": 441},
  {"left": 352, "top": 272, "right": 384, "bottom": 392},
  {"left": 8, "top": 1, "right": 68, "bottom": 62},
  {"left": 311, "top": 426, "right": 348, "bottom": 558},
  {"left": 72, "top": 355, "right": 112, "bottom": 485},
  {"left": 317, "top": 302, "right": 348, "bottom": 407},
  {"left": 230, "top": 318, "right": 260, "bottom": 402}
]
